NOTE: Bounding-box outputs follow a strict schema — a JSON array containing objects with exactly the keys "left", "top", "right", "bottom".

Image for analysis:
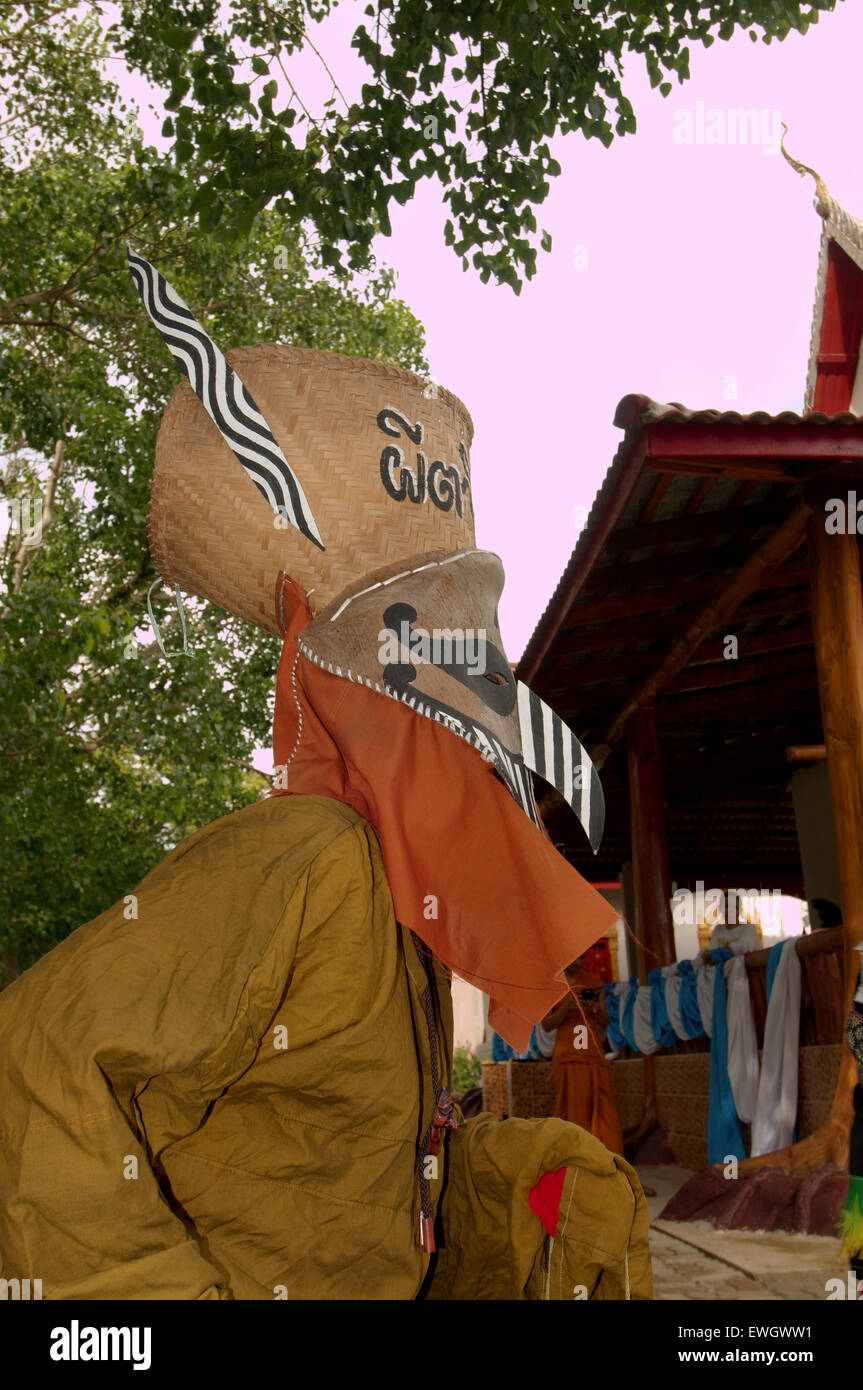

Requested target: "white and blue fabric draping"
[
  {"left": 697, "top": 957, "right": 715, "bottom": 1038},
  {"left": 603, "top": 941, "right": 797, "bottom": 1164},
  {"left": 750, "top": 938, "right": 801, "bottom": 1156},
  {"left": 707, "top": 946, "right": 744, "bottom": 1162},
  {"left": 633, "top": 983, "right": 661, "bottom": 1055},
  {"left": 605, "top": 981, "right": 632, "bottom": 1052},
  {"left": 725, "top": 953, "right": 759, "bottom": 1125}
]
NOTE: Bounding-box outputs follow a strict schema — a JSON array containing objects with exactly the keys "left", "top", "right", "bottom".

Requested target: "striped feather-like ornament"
[
  {"left": 127, "top": 249, "right": 324, "bottom": 550},
  {"left": 516, "top": 681, "right": 605, "bottom": 853}
]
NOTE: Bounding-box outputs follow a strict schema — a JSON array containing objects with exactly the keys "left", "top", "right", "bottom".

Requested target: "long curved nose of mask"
[{"left": 516, "top": 682, "right": 605, "bottom": 854}]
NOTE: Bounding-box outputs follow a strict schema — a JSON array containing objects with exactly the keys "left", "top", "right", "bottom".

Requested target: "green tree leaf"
[{"left": 0, "top": 5, "right": 429, "bottom": 983}]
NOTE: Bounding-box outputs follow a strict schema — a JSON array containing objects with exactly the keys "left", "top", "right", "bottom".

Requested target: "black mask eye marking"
[
  {"left": 380, "top": 601, "right": 516, "bottom": 716},
  {"left": 381, "top": 601, "right": 419, "bottom": 693}
]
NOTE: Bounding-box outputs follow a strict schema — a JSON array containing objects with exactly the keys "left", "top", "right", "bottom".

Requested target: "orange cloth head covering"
[{"left": 272, "top": 577, "right": 618, "bottom": 1051}]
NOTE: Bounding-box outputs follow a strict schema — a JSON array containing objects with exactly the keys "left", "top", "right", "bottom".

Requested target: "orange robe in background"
[{"left": 552, "top": 970, "right": 624, "bottom": 1156}]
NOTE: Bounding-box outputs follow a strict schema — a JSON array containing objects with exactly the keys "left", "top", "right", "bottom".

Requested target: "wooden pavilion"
[{"left": 514, "top": 151, "right": 863, "bottom": 1172}]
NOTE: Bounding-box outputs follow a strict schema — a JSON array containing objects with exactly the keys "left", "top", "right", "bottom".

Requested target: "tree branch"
[
  {"left": 0, "top": 317, "right": 95, "bottom": 344},
  {"left": 228, "top": 757, "right": 270, "bottom": 779},
  {"left": 96, "top": 549, "right": 154, "bottom": 609},
  {"left": 1, "top": 203, "right": 157, "bottom": 317},
  {"left": 10, "top": 437, "right": 64, "bottom": 594}
]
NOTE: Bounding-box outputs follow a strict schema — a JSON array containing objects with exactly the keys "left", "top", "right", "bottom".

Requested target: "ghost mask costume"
[
  {"left": 0, "top": 257, "right": 651, "bottom": 1304},
  {"left": 129, "top": 248, "right": 614, "bottom": 1049}
]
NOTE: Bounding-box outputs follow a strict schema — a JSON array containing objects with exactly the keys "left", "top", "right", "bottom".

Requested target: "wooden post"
[
  {"left": 627, "top": 705, "right": 676, "bottom": 972},
  {"left": 625, "top": 704, "right": 675, "bottom": 1147},
  {"left": 742, "top": 504, "right": 863, "bottom": 1173},
  {"left": 805, "top": 509, "right": 863, "bottom": 1155},
  {"left": 785, "top": 744, "right": 826, "bottom": 763}
]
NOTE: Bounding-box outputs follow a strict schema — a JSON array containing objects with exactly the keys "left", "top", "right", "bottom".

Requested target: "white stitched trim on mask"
[
  {"left": 327, "top": 548, "right": 483, "bottom": 623},
  {"left": 283, "top": 652, "right": 304, "bottom": 768}
]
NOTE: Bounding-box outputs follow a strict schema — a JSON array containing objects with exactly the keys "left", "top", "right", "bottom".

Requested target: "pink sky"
[{"left": 117, "top": 1, "right": 859, "bottom": 659}]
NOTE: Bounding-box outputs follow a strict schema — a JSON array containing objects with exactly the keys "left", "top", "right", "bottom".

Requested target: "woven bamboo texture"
[
  {"left": 149, "top": 345, "right": 475, "bottom": 634},
  {"left": 482, "top": 1061, "right": 556, "bottom": 1119},
  {"left": 607, "top": 1057, "right": 646, "bottom": 1132},
  {"left": 797, "top": 1043, "right": 842, "bottom": 1138},
  {"left": 655, "top": 1053, "right": 712, "bottom": 1169}
]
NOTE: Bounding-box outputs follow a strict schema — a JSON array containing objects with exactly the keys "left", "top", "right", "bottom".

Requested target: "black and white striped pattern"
[
  {"left": 127, "top": 249, "right": 323, "bottom": 550},
  {"left": 469, "top": 725, "right": 543, "bottom": 829},
  {"left": 516, "top": 681, "right": 605, "bottom": 853}
]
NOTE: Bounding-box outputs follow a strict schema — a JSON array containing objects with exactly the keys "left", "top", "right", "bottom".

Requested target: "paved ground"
[{"left": 638, "top": 1165, "right": 849, "bottom": 1301}]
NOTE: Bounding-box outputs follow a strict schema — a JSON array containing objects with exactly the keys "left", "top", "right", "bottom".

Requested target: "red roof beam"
[{"left": 642, "top": 420, "right": 863, "bottom": 469}]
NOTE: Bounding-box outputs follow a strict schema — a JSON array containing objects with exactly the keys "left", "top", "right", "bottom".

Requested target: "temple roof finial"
[{"left": 780, "top": 124, "right": 832, "bottom": 219}]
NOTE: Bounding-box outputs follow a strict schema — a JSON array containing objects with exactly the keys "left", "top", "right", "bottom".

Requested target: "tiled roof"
[
  {"left": 612, "top": 394, "right": 863, "bottom": 430},
  {"left": 518, "top": 393, "right": 863, "bottom": 676}
]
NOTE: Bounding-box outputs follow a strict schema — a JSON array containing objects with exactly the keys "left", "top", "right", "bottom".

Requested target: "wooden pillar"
[
  {"left": 806, "top": 510, "right": 863, "bottom": 1148},
  {"left": 620, "top": 859, "right": 637, "bottom": 979},
  {"left": 625, "top": 704, "right": 675, "bottom": 1147},
  {"left": 742, "top": 504, "right": 863, "bottom": 1173},
  {"left": 627, "top": 704, "right": 676, "bottom": 975}
]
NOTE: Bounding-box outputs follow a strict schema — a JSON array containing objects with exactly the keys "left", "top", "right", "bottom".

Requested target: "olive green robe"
[{"left": 0, "top": 794, "right": 650, "bottom": 1300}]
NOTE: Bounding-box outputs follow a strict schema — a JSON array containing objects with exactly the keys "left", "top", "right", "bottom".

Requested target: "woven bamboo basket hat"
[{"left": 149, "top": 342, "right": 475, "bottom": 635}]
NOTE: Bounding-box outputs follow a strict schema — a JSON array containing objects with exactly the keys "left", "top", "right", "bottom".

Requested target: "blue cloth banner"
[
  {"left": 604, "top": 986, "right": 627, "bottom": 1052},
  {"left": 677, "top": 959, "right": 707, "bottom": 1039},
  {"left": 649, "top": 967, "right": 678, "bottom": 1048},
  {"left": 766, "top": 939, "right": 785, "bottom": 1004},
  {"left": 492, "top": 1026, "right": 542, "bottom": 1061},
  {"left": 621, "top": 977, "right": 639, "bottom": 1052},
  {"left": 707, "top": 947, "right": 746, "bottom": 1163}
]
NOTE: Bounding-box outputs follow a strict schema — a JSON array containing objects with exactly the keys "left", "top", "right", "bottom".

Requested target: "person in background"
[
  {"left": 811, "top": 898, "right": 842, "bottom": 932},
  {"left": 542, "top": 955, "right": 624, "bottom": 1155},
  {"left": 702, "top": 904, "right": 760, "bottom": 962}
]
